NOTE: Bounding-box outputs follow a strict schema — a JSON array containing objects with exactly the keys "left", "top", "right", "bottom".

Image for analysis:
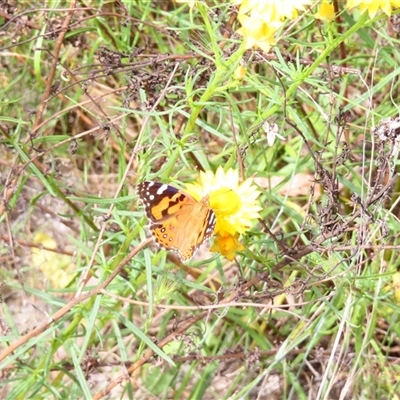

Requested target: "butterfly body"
[{"left": 138, "top": 181, "right": 216, "bottom": 261}]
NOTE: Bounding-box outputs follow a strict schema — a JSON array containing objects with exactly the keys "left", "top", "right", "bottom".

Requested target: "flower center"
[{"left": 209, "top": 188, "right": 242, "bottom": 216}]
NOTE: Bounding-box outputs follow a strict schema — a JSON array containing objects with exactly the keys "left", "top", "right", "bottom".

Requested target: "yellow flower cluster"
[
  {"left": 234, "top": 0, "right": 400, "bottom": 51},
  {"left": 176, "top": 1, "right": 400, "bottom": 53},
  {"left": 234, "top": 0, "right": 312, "bottom": 53}
]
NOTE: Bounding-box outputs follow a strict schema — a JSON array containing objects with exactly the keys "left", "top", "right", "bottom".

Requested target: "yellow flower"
[
  {"left": 210, "top": 233, "right": 245, "bottom": 261},
  {"left": 185, "top": 166, "right": 262, "bottom": 236},
  {"left": 237, "top": 13, "right": 282, "bottom": 52},
  {"left": 234, "top": 65, "right": 247, "bottom": 80},
  {"left": 233, "top": 0, "right": 264, "bottom": 15},
  {"left": 392, "top": 271, "right": 400, "bottom": 304},
  {"left": 316, "top": 0, "right": 336, "bottom": 21},
  {"left": 234, "top": 0, "right": 312, "bottom": 52},
  {"left": 346, "top": 0, "right": 400, "bottom": 18},
  {"left": 31, "top": 232, "right": 76, "bottom": 289}
]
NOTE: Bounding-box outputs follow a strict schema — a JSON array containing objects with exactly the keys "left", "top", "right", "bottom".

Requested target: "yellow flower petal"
[
  {"left": 234, "top": 65, "right": 247, "bottom": 80},
  {"left": 186, "top": 166, "right": 262, "bottom": 236},
  {"left": 393, "top": 271, "right": 400, "bottom": 303},
  {"left": 32, "top": 232, "right": 76, "bottom": 289},
  {"left": 237, "top": 14, "right": 281, "bottom": 52},
  {"left": 316, "top": 0, "right": 336, "bottom": 21},
  {"left": 210, "top": 233, "right": 245, "bottom": 261},
  {"left": 346, "top": 0, "right": 399, "bottom": 18}
]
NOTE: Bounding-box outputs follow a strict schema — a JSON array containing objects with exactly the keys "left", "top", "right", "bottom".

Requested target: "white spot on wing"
[{"left": 157, "top": 184, "right": 169, "bottom": 195}]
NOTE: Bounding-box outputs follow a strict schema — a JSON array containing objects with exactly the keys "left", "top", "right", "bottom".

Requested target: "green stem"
[{"left": 160, "top": 3, "right": 246, "bottom": 177}]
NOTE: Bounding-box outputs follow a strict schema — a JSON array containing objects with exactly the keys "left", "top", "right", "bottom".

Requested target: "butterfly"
[{"left": 138, "top": 181, "right": 216, "bottom": 261}]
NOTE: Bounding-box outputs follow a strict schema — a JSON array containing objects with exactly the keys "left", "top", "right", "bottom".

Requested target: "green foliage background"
[{"left": 1, "top": 1, "right": 400, "bottom": 399}]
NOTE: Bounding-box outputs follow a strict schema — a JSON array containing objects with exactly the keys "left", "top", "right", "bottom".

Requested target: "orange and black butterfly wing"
[
  {"left": 138, "top": 181, "right": 188, "bottom": 223},
  {"left": 138, "top": 181, "right": 216, "bottom": 261},
  {"left": 177, "top": 205, "right": 215, "bottom": 260},
  {"left": 150, "top": 203, "right": 216, "bottom": 260}
]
